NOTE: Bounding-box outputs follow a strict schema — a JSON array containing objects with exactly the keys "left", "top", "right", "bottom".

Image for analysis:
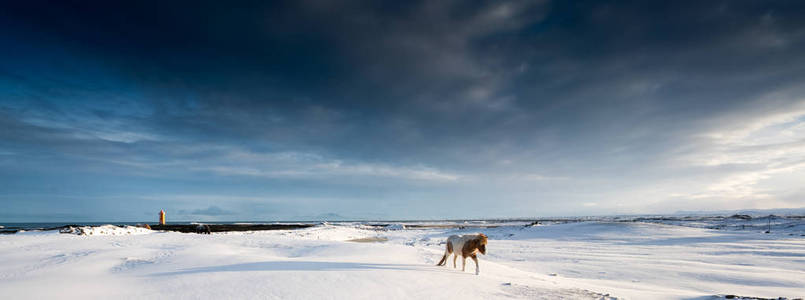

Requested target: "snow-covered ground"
[{"left": 1, "top": 221, "right": 803, "bottom": 299}]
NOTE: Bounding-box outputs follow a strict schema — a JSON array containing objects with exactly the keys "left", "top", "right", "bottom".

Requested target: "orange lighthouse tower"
[{"left": 159, "top": 209, "right": 166, "bottom": 225}]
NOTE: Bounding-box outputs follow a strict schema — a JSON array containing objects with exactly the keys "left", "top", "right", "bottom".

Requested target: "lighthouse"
[{"left": 159, "top": 209, "right": 166, "bottom": 225}]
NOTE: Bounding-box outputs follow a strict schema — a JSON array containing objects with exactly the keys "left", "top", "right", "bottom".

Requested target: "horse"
[
  {"left": 195, "top": 224, "right": 211, "bottom": 234},
  {"left": 436, "top": 233, "right": 487, "bottom": 275}
]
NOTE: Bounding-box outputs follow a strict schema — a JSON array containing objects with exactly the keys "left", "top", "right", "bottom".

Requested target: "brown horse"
[{"left": 436, "top": 233, "right": 487, "bottom": 275}]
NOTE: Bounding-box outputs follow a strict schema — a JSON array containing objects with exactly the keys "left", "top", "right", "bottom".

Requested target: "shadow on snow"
[{"left": 152, "top": 261, "right": 445, "bottom": 276}]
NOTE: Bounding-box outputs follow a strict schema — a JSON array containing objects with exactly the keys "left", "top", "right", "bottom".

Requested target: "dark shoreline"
[
  {"left": 149, "top": 223, "right": 315, "bottom": 233},
  {"left": 0, "top": 223, "right": 318, "bottom": 235},
  {"left": 2, "top": 215, "right": 803, "bottom": 235}
]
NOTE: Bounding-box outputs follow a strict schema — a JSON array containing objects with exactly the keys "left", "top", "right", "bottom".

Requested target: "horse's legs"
[
  {"left": 471, "top": 255, "right": 479, "bottom": 275},
  {"left": 462, "top": 256, "right": 466, "bottom": 272},
  {"left": 452, "top": 253, "right": 457, "bottom": 268}
]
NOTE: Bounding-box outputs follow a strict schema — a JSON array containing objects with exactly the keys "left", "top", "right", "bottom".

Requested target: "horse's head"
[{"left": 478, "top": 233, "right": 488, "bottom": 254}]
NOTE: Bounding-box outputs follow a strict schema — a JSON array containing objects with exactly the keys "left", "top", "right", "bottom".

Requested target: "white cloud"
[
  {"left": 675, "top": 99, "right": 805, "bottom": 207},
  {"left": 517, "top": 173, "right": 569, "bottom": 181},
  {"left": 701, "top": 107, "right": 805, "bottom": 147},
  {"left": 158, "top": 147, "right": 462, "bottom": 182}
]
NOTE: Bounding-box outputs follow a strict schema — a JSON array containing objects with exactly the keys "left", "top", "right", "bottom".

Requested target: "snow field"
[{"left": 0, "top": 221, "right": 803, "bottom": 299}]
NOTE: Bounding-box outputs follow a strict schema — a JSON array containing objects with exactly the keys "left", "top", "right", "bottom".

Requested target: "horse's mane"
[{"left": 478, "top": 233, "right": 488, "bottom": 245}]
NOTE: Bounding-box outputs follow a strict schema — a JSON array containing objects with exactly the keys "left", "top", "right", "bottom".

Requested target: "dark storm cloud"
[{"left": 1, "top": 0, "right": 805, "bottom": 220}]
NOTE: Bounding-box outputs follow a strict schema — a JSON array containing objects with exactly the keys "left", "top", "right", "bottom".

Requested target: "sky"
[{"left": 1, "top": 1, "right": 805, "bottom": 222}]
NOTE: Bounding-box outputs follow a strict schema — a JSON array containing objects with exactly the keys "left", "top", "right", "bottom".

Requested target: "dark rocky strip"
[
  {"left": 718, "top": 294, "right": 802, "bottom": 300},
  {"left": 400, "top": 224, "right": 501, "bottom": 229},
  {"left": 149, "top": 224, "right": 315, "bottom": 233},
  {"left": 2, "top": 224, "right": 83, "bottom": 234}
]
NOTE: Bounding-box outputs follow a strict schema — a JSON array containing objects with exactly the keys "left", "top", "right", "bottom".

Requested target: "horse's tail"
[
  {"left": 437, "top": 254, "right": 447, "bottom": 266},
  {"left": 436, "top": 241, "right": 453, "bottom": 266}
]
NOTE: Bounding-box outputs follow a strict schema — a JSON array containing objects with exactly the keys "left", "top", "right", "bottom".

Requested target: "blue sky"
[{"left": 1, "top": 1, "right": 805, "bottom": 221}]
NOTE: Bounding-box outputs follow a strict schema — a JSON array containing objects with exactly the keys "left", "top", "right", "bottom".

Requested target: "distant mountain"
[{"left": 673, "top": 207, "right": 805, "bottom": 217}]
